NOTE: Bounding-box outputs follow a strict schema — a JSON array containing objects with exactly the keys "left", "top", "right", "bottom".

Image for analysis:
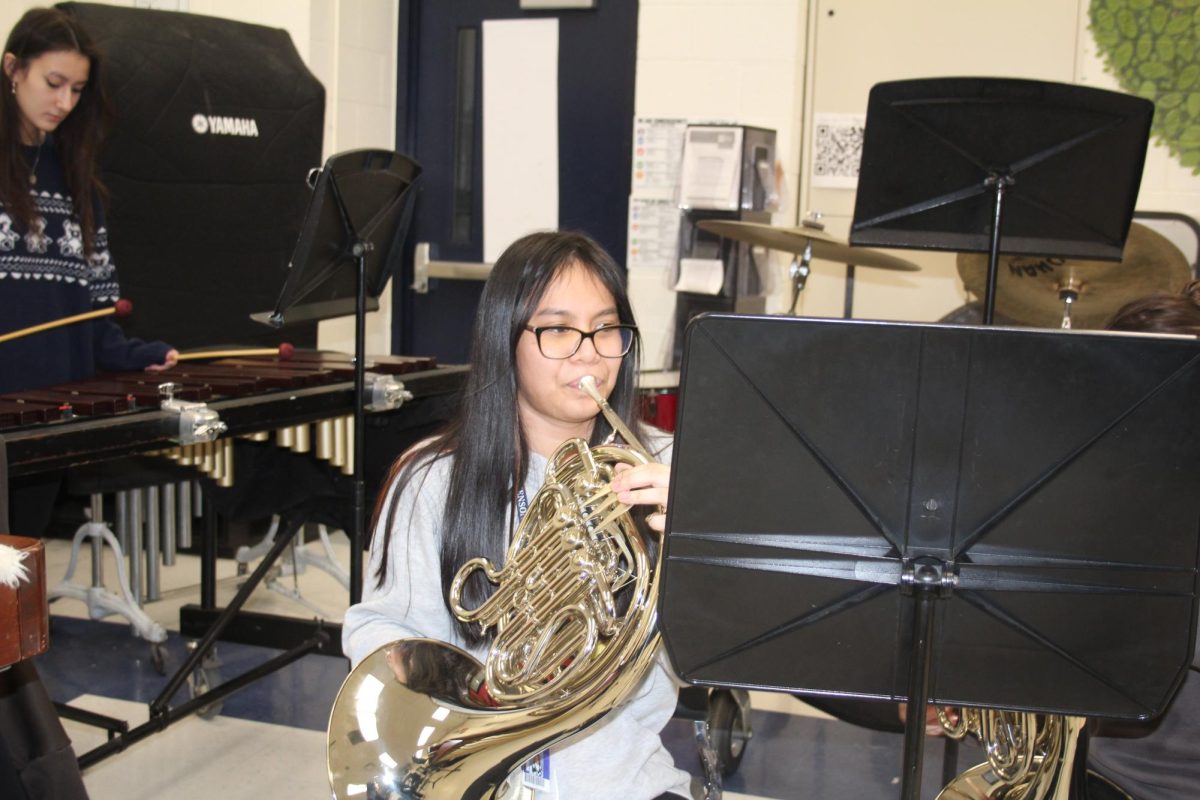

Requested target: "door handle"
[{"left": 412, "top": 242, "right": 494, "bottom": 294}]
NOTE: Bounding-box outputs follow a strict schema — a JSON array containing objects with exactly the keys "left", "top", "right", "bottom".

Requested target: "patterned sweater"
[{"left": 0, "top": 138, "right": 170, "bottom": 394}]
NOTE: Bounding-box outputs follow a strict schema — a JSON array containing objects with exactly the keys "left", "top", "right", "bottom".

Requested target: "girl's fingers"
[{"left": 611, "top": 462, "right": 669, "bottom": 493}]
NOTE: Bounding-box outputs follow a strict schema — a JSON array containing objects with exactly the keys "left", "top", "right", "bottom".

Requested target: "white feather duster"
[{"left": 0, "top": 543, "right": 31, "bottom": 589}]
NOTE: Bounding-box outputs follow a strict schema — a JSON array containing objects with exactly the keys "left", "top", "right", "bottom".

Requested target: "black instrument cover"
[{"left": 61, "top": 2, "right": 325, "bottom": 348}]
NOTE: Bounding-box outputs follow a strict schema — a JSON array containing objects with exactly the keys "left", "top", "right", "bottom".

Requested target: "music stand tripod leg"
[{"left": 151, "top": 513, "right": 311, "bottom": 717}]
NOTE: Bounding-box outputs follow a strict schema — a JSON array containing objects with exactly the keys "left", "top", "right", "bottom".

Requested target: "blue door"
[{"left": 394, "top": 0, "right": 638, "bottom": 363}]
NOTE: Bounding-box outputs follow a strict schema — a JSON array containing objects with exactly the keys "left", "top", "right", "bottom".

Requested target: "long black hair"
[
  {"left": 371, "top": 230, "right": 646, "bottom": 646},
  {"left": 1, "top": 7, "right": 112, "bottom": 255}
]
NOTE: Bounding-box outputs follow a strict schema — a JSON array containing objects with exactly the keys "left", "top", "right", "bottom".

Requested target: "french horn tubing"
[
  {"left": 327, "top": 375, "right": 664, "bottom": 799},
  {"left": 935, "top": 707, "right": 1090, "bottom": 800}
]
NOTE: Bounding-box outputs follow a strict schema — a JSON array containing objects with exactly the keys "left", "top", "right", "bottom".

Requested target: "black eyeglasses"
[{"left": 524, "top": 324, "right": 637, "bottom": 359}]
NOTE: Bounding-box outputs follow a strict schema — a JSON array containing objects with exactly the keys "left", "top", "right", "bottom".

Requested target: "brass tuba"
[
  {"left": 327, "top": 376, "right": 664, "bottom": 799},
  {"left": 935, "top": 708, "right": 1090, "bottom": 800}
]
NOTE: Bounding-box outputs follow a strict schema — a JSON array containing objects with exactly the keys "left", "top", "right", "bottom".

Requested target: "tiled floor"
[{"left": 32, "top": 528, "right": 974, "bottom": 800}]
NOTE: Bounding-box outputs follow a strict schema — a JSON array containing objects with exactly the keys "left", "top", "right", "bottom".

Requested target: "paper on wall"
[
  {"left": 627, "top": 198, "right": 681, "bottom": 279},
  {"left": 631, "top": 118, "right": 688, "bottom": 201},
  {"left": 679, "top": 126, "right": 743, "bottom": 210},
  {"left": 673, "top": 258, "right": 725, "bottom": 295}
]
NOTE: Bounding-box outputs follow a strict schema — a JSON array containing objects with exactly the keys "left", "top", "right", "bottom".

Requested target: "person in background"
[
  {"left": 0, "top": 9, "right": 175, "bottom": 799},
  {"left": 0, "top": 6, "right": 176, "bottom": 396},
  {"left": 1086, "top": 278, "right": 1200, "bottom": 800},
  {"left": 1105, "top": 278, "right": 1200, "bottom": 336},
  {"left": 1, "top": 5, "right": 178, "bottom": 536}
]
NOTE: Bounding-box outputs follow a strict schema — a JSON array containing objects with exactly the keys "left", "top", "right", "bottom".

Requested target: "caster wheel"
[
  {"left": 708, "top": 690, "right": 751, "bottom": 778},
  {"left": 186, "top": 644, "right": 224, "bottom": 720},
  {"left": 150, "top": 642, "right": 167, "bottom": 675}
]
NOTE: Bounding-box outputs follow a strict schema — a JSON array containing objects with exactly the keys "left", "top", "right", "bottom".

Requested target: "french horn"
[
  {"left": 327, "top": 375, "right": 664, "bottom": 799},
  {"left": 935, "top": 707, "right": 1088, "bottom": 800}
]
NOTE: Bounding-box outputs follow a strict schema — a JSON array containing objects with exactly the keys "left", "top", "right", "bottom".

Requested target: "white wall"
[
  {"left": 2, "top": 0, "right": 398, "bottom": 354},
  {"left": 307, "top": 0, "right": 398, "bottom": 354},
  {"left": 634, "top": 0, "right": 808, "bottom": 367},
  {"left": 633, "top": 0, "right": 1200, "bottom": 355},
  {"left": 8, "top": 0, "right": 1199, "bottom": 358},
  {"left": 797, "top": 0, "right": 1084, "bottom": 324}
]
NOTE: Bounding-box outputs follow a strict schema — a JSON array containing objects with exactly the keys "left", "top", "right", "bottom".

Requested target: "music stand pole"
[
  {"left": 259, "top": 150, "right": 422, "bottom": 605},
  {"left": 898, "top": 561, "right": 944, "bottom": 800},
  {"left": 320, "top": 171, "right": 372, "bottom": 605},
  {"left": 982, "top": 175, "right": 1014, "bottom": 326},
  {"left": 350, "top": 244, "right": 368, "bottom": 604}
]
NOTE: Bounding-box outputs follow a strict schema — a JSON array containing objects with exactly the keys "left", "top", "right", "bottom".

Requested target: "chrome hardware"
[
  {"left": 158, "top": 382, "right": 227, "bottom": 444},
  {"left": 366, "top": 373, "right": 413, "bottom": 411}
]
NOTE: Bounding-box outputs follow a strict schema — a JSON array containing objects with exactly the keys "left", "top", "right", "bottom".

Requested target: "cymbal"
[
  {"left": 956, "top": 222, "right": 1193, "bottom": 329},
  {"left": 697, "top": 220, "right": 922, "bottom": 272}
]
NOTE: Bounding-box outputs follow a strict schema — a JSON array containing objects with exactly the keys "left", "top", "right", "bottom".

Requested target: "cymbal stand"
[
  {"left": 789, "top": 212, "right": 862, "bottom": 319},
  {"left": 789, "top": 212, "right": 825, "bottom": 314},
  {"left": 1058, "top": 277, "right": 1081, "bottom": 329},
  {"left": 787, "top": 243, "right": 813, "bottom": 314},
  {"left": 843, "top": 263, "right": 857, "bottom": 319}
]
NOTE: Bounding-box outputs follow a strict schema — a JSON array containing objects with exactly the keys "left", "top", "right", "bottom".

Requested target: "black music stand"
[
  {"left": 256, "top": 148, "right": 422, "bottom": 603},
  {"left": 103, "top": 150, "right": 426, "bottom": 770},
  {"left": 849, "top": 78, "right": 1152, "bottom": 324},
  {"left": 659, "top": 314, "right": 1200, "bottom": 799}
]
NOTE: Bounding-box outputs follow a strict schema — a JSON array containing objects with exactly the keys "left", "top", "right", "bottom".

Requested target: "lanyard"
[
  {"left": 516, "top": 485, "right": 529, "bottom": 522},
  {"left": 511, "top": 482, "right": 556, "bottom": 799}
]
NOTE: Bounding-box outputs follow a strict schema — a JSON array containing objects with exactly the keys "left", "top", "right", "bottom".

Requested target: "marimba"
[
  {"left": 1, "top": 351, "right": 468, "bottom": 478},
  {"left": 1, "top": 349, "right": 466, "bottom": 665}
]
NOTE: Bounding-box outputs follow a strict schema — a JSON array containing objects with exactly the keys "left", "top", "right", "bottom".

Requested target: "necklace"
[{"left": 28, "top": 139, "right": 43, "bottom": 187}]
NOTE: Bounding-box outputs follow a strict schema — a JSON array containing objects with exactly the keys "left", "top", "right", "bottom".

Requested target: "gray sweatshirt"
[{"left": 343, "top": 436, "right": 693, "bottom": 800}]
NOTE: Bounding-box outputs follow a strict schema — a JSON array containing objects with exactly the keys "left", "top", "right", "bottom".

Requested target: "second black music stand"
[
  {"left": 137, "top": 151, "right": 423, "bottom": 764},
  {"left": 849, "top": 78, "right": 1153, "bottom": 324},
  {"left": 660, "top": 314, "right": 1200, "bottom": 799},
  {"left": 256, "top": 148, "right": 422, "bottom": 602}
]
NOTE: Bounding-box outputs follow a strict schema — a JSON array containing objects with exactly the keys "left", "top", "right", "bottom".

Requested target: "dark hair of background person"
[
  {"left": 1107, "top": 278, "right": 1200, "bottom": 335},
  {"left": 1, "top": 7, "right": 112, "bottom": 255},
  {"left": 370, "top": 230, "right": 645, "bottom": 647}
]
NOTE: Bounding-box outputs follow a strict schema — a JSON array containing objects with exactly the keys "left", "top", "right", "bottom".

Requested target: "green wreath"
[{"left": 1090, "top": 0, "right": 1200, "bottom": 172}]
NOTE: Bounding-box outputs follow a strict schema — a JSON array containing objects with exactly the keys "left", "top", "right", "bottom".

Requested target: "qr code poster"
[{"left": 811, "top": 112, "right": 866, "bottom": 189}]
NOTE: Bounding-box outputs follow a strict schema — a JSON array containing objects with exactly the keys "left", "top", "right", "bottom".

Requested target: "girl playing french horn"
[{"left": 341, "top": 230, "right": 693, "bottom": 800}]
